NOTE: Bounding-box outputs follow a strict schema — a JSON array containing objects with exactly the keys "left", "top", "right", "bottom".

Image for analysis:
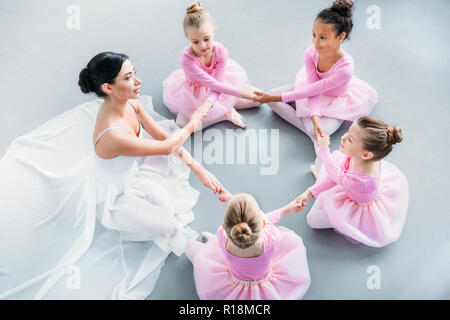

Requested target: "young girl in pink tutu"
[
  {"left": 254, "top": 0, "right": 377, "bottom": 152},
  {"left": 296, "top": 116, "right": 409, "bottom": 247},
  {"left": 163, "top": 2, "right": 260, "bottom": 129},
  {"left": 186, "top": 193, "right": 311, "bottom": 300}
]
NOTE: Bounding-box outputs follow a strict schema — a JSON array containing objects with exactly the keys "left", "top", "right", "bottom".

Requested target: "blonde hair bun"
[
  {"left": 223, "top": 193, "right": 262, "bottom": 249},
  {"left": 186, "top": 2, "right": 203, "bottom": 14},
  {"left": 230, "top": 222, "right": 252, "bottom": 239}
]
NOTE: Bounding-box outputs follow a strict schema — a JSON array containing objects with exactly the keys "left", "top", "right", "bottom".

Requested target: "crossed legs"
[{"left": 176, "top": 85, "right": 262, "bottom": 130}]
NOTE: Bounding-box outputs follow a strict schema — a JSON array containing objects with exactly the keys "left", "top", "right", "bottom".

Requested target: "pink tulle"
[
  {"left": 294, "top": 66, "right": 378, "bottom": 121},
  {"left": 187, "top": 226, "right": 311, "bottom": 300},
  {"left": 317, "top": 151, "right": 409, "bottom": 247},
  {"left": 162, "top": 59, "right": 247, "bottom": 122}
]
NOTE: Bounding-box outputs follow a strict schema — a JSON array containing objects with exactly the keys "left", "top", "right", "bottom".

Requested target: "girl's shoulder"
[
  {"left": 216, "top": 224, "right": 228, "bottom": 245},
  {"left": 213, "top": 40, "right": 224, "bottom": 50},
  {"left": 303, "top": 45, "right": 317, "bottom": 61},
  {"left": 180, "top": 46, "right": 200, "bottom": 68},
  {"left": 304, "top": 45, "right": 317, "bottom": 55},
  {"left": 181, "top": 46, "right": 195, "bottom": 59},
  {"left": 331, "top": 149, "right": 349, "bottom": 164},
  {"left": 212, "top": 41, "right": 228, "bottom": 57},
  {"left": 261, "top": 221, "right": 282, "bottom": 249},
  {"left": 336, "top": 50, "right": 354, "bottom": 68}
]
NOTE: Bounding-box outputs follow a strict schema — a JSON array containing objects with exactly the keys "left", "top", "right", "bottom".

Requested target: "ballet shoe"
[
  {"left": 201, "top": 231, "right": 214, "bottom": 242},
  {"left": 226, "top": 108, "right": 246, "bottom": 128},
  {"left": 175, "top": 114, "right": 189, "bottom": 128}
]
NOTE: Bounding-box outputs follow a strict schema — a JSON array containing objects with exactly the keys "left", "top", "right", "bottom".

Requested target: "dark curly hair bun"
[{"left": 331, "top": 0, "right": 354, "bottom": 19}]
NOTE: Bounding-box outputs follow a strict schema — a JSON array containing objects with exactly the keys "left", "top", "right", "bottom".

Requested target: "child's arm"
[
  {"left": 294, "top": 175, "right": 336, "bottom": 213},
  {"left": 212, "top": 44, "right": 227, "bottom": 82},
  {"left": 281, "top": 64, "right": 352, "bottom": 103},
  {"left": 295, "top": 173, "right": 337, "bottom": 209},
  {"left": 304, "top": 47, "right": 322, "bottom": 118},
  {"left": 181, "top": 54, "right": 242, "bottom": 98},
  {"left": 317, "top": 142, "right": 365, "bottom": 190},
  {"left": 308, "top": 174, "right": 337, "bottom": 198},
  {"left": 203, "top": 45, "right": 228, "bottom": 105},
  {"left": 287, "top": 135, "right": 332, "bottom": 209},
  {"left": 255, "top": 61, "right": 352, "bottom": 104},
  {"left": 265, "top": 199, "right": 305, "bottom": 224}
]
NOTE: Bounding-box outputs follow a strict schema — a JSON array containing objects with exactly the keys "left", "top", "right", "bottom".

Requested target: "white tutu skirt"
[{"left": 0, "top": 95, "right": 199, "bottom": 299}]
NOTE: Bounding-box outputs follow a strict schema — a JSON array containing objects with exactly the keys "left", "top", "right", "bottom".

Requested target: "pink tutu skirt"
[
  {"left": 318, "top": 152, "right": 409, "bottom": 247},
  {"left": 187, "top": 227, "right": 311, "bottom": 300},
  {"left": 162, "top": 59, "right": 248, "bottom": 122},
  {"left": 294, "top": 66, "right": 378, "bottom": 121}
]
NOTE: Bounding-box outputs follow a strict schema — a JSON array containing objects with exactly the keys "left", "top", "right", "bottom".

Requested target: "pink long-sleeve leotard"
[
  {"left": 217, "top": 210, "right": 282, "bottom": 281},
  {"left": 282, "top": 46, "right": 354, "bottom": 118},
  {"left": 305, "top": 145, "right": 409, "bottom": 247},
  {"left": 181, "top": 41, "right": 242, "bottom": 104},
  {"left": 309, "top": 145, "right": 380, "bottom": 202},
  {"left": 187, "top": 208, "right": 311, "bottom": 299}
]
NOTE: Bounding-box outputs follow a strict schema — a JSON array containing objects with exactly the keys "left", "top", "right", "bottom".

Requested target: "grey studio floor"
[{"left": 0, "top": 0, "right": 449, "bottom": 300}]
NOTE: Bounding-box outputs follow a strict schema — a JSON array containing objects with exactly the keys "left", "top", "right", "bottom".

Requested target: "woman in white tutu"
[{"left": 0, "top": 52, "right": 223, "bottom": 299}]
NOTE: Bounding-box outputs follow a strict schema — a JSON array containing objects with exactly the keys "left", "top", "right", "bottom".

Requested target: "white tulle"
[{"left": 0, "top": 95, "right": 199, "bottom": 299}]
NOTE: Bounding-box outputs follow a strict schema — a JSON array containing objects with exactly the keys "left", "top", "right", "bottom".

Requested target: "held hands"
[
  {"left": 311, "top": 116, "right": 331, "bottom": 147},
  {"left": 311, "top": 115, "right": 325, "bottom": 141},
  {"left": 253, "top": 91, "right": 281, "bottom": 104},
  {"left": 218, "top": 188, "right": 233, "bottom": 203},
  {"left": 165, "top": 128, "right": 190, "bottom": 154},
  {"left": 194, "top": 101, "right": 212, "bottom": 120},
  {"left": 168, "top": 101, "right": 213, "bottom": 154},
  {"left": 187, "top": 101, "right": 213, "bottom": 131},
  {"left": 281, "top": 199, "right": 307, "bottom": 217},
  {"left": 240, "top": 89, "right": 258, "bottom": 101},
  {"left": 316, "top": 132, "right": 330, "bottom": 148},
  {"left": 195, "top": 167, "right": 224, "bottom": 195},
  {"left": 295, "top": 190, "right": 312, "bottom": 211}
]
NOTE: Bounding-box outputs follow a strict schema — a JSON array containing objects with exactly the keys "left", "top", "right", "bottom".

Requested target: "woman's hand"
[
  {"left": 253, "top": 91, "right": 281, "bottom": 104},
  {"left": 281, "top": 199, "right": 307, "bottom": 216},
  {"left": 194, "top": 101, "right": 212, "bottom": 119},
  {"left": 195, "top": 167, "right": 224, "bottom": 194},
  {"left": 189, "top": 110, "right": 206, "bottom": 130},
  {"left": 164, "top": 128, "right": 190, "bottom": 155},
  {"left": 295, "top": 190, "right": 312, "bottom": 211},
  {"left": 185, "top": 101, "right": 212, "bottom": 131},
  {"left": 240, "top": 89, "right": 258, "bottom": 100}
]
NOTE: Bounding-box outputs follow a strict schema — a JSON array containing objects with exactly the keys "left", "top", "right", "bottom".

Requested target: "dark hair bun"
[
  {"left": 388, "top": 126, "right": 403, "bottom": 145},
  {"left": 332, "top": 0, "right": 354, "bottom": 19},
  {"left": 78, "top": 52, "right": 129, "bottom": 98},
  {"left": 78, "top": 68, "right": 94, "bottom": 94}
]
